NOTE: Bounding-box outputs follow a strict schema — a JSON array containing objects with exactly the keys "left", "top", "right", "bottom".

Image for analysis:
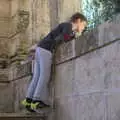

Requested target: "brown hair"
[{"left": 70, "top": 12, "right": 87, "bottom": 22}]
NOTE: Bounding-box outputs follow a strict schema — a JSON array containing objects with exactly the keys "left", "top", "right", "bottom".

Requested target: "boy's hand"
[{"left": 29, "top": 44, "right": 37, "bottom": 52}]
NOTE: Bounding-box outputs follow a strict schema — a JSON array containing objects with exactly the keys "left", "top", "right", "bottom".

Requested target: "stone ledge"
[
  {"left": 0, "top": 113, "right": 46, "bottom": 118},
  {"left": 0, "top": 113, "right": 45, "bottom": 120},
  {"left": 56, "top": 14, "right": 120, "bottom": 64},
  {"left": 0, "top": 69, "right": 9, "bottom": 82},
  {"left": 9, "top": 61, "right": 32, "bottom": 81}
]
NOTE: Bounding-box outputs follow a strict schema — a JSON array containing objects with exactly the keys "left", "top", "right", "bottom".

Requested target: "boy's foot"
[
  {"left": 21, "top": 99, "right": 35, "bottom": 113},
  {"left": 31, "top": 101, "right": 51, "bottom": 114},
  {"left": 31, "top": 101, "right": 50, "bottom": 110}
]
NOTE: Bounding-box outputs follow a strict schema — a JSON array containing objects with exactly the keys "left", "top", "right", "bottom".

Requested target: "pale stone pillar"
[
  {"left": 57, "top": 0, "right": 81, "bottom": 22},
  {"left": 49, "top": 0, "right": 59, "bottom": 28},
  {"left": 49, "top": 0, "right": 81, "bottom": 28},
  {"left": 0, "top": 0, "right": 10, "bottom": 63},
  {"left": 27, "top": 0, "right": 51, "bottom": 43}
]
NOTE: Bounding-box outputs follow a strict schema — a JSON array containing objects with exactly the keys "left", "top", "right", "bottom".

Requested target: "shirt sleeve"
[
  {"left": 54, "top": 23, "right": 75, "bottom": 44},
  {"left": 62, "top": 23, "right": 75, "bottom": 42}
]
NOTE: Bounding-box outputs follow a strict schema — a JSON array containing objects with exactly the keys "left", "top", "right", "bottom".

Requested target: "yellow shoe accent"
[
  {"left": 21, "top": 99, "right": 31, "bottom": 106},
  {"left": 31, "top": 102, "right": 39, "bottom": 110}
]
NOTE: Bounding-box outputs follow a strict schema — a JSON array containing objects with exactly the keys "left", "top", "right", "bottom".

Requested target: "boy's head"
[{"left": 70, "top": 12, "right": 87, "bottom": 33}]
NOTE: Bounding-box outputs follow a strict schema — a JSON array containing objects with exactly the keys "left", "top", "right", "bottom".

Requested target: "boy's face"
[{"left": 74, "top": 19, "right": 87, "bottom": 33}]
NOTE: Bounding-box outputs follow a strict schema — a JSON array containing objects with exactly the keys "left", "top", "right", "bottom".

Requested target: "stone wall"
[
  {"left": 54, "top": 14, "right": 120, "bottom": 120},
  {"left": 0, "top": 0, "right": 10, "bottom": 59},
  {"left": 49, "top": 0, "right": 81, "bottom": 28},
  {"left": 0, "top": 61, "right": 33, "bottom": 113},
  {"left": 0, "top": 0, "right": 82, "bottom": 114}
]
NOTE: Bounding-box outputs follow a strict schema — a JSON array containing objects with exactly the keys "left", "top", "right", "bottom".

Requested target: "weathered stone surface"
[
  {"left": 101, "top": 41, "right": 120, "bottom": 89},
  {"left": 56, "top": 40, "right": 75, "bottom": 64},
  {"left": 0, "top": 0, "right": 10, "bottom": 18},
  {"left": 0, "top": 118, "right": 44, "bottom": 120},
  {"left": 26, "top": 0, "right": 51, "bottom": 42},
  {"left": 0, "top": 117, "right": 44, "bottom": 120},
  {"left": 9, "top": 14, "right": 20, "bottom": 35},
  {"left": 55, "top": 18, "right": 120, "bottom": 120},
  {"left": 0, "top": 69, "right": 9, "bottom": 81},
  {"left": 74, "top": 93, "right": 105, "bottom": 120},
  {"left": 16, "top": 62, "right": 32, "bottom": 79},
  {"left": 8, "top": 61, "right": 32, "bottom": 81},
  {"left": 0, "top": 83, "right": 14, "bottom": 113},
  {"left": 0, "top": 113, "right": 45, "bottom": 120},
  {"left": 57, "top": 0, "right": 81, "bottom": 22},
  {"left": 8, "top": 63, "right": 18, "bottom": 81},
  {"left": 98, "top": 21, "right": 120, "bottom": 46},
  {"left": 107, "top": 93, "right": 120, "bottom": 120},
  {"left": 10, "top": 0, "right": 19, "bottom": 17},
  {"left": 75, "top": 28, "right": 99, "bottom": 57},
  {"left": 55, "top": 93, "right": 105, "bottom": 120},
  {"left": 55, "top": 60, "right": 75, "bottom": 98},
  {"left": 0, "top": 20, "right": 10, "bottom": 36},
  {"left": 13, "top": 76, "right": 31, "bottom": 112},
  {"left": 0, "top": 38, "right": 9, "bottom": 57},
  {"left": 55, "top": 97, "right": 75, "bottom": 120},
  {"left": 8, "top": 34, "right": 20, "bottom": 57},
  {"left": 74, "top": 50, "right": 105, "bottom": 94}
]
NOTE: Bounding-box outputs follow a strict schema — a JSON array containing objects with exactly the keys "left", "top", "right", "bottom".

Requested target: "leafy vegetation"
[{"left": 82, "top": 0, "right": 120, "bottom": 29}]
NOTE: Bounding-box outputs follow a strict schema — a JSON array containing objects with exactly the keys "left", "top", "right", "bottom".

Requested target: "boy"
[{"left": 22, "top": 12, "right": 87, "bottom": 112}]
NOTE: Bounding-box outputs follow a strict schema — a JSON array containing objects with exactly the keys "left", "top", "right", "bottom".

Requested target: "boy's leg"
[
  {"left": 32, "top": 47, "right": 52, "bottom": 106},
  {"left": 26, "top": 47, "right": 40, "bottom": 99}
]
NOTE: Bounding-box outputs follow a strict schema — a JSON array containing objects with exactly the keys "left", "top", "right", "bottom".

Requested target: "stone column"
[
  {"left": 49, "top": 0, "right": 81, "bottom": 28},
  {"left": 57, "top": 0, "right": 81, "bottom": 22},
  {"left": 0, "top": 0, "right": 10, "bottom": 67},
  {"left": 49, "top": 0, "right": 59, "bottom": 28},
  {"left": 28, "top": 0, "right": 51, "bottom": 44}
]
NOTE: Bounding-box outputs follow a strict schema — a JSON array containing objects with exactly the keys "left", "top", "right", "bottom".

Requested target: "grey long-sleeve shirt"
[{"left": 37, "top": 22, "right": 75, "bottom": 52}]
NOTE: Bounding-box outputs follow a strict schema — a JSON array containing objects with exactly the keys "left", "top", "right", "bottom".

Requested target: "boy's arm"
[
  {"left": 55, "top": 23, "right": 75, "bottom": 43},
  {"left": 62, "top": 23, "right": 75, "bottom": 42}
]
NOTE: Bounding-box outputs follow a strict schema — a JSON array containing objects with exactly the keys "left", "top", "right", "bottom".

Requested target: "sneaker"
[
  {"left": 21, "top": 99, "right": 35, "bottom": 112},
  {"left": 31, "top": 101, "right": 50, "bottom": 110}
]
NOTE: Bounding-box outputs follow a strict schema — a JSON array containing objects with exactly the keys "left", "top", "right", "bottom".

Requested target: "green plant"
[{"left": 81, "top": 0, "right": 120, "bottom": 30}]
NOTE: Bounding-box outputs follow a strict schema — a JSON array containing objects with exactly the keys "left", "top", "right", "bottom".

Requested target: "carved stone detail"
[{"left": 17, "top": 10, "right": 29, "bottom": 32}]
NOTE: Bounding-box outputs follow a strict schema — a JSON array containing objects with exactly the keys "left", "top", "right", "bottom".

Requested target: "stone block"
[
  {"left": 75, "top": 28, "right": 99, "bottom": 57},
  {"left": 16, "top": 62, "right": 32, "bottom": 79},
  {"left": 8, "top": 34, "right": 20, "bottom": 57},
  {"left": 9, "top": 15, "right": 19, "bottom": 35},
  {"left": 0, "top": 20, "right": 10, "bottom": 36},
  {"left": 0, "top": 0, "right": 10, "bottom": 18},
  {"left": 56, "top": 40, "right": 75, "bottom": 64},
  {"left": 55, "top": 61, "right": 75, "bottom": 98},
  {"left": 107, "top": 92, "right": 120, "bottom": 120},
  {"left": 0, "top": 38, "right": 9, "bottom": 57},
  {"left": 0, "top": 113, "right": 45, "bottom": 120},
  {"left": 10, "top": 0, "right": 19, "bottom": 17},
  {"left": 13, "top": 76, "right": 31, "bottom": 112},
  {"left": 98, "top": 21, "right": 120, "bottom": 46},
  {"left": 101, "top": 41, "right": 120, "bottom": 89},
  {"left": 57, "top": 0, "right": 80, "bottom": 22},
  {"left": 8, "top": 63, "right": 18, "bottom": 81},
  {"left": 73, "top": 49, "right": 105, "bottom": 94},
  {"left": 0, "top": 83, "right": 14, "bottom": 113},
  {"left": 74, "top": 93, "right": 105, "bottom": 120},
  {"left": 55, "top": 93, "right": 105, "bottom": 120},
  {"left": 0, "top": 69, "right": 9, "bottom": 81},
  {"left": 55, "top": 97, "right": 75, "bottom": 120}
]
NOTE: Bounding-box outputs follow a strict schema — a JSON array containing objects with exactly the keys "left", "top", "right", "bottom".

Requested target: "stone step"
[
  {"left": 0, "top": 68, "right": 9, "bottom": 82},
  {"left": 0, "top": 113, "right": 46, "bottom": 120}
]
